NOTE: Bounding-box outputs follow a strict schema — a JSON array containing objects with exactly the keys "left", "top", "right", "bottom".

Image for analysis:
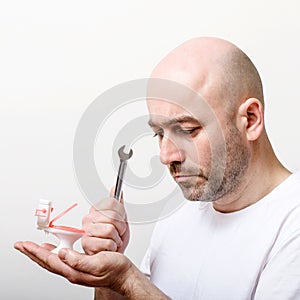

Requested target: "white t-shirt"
[{"left": 140, "top": 172, "right": 300, "bottom": 299}]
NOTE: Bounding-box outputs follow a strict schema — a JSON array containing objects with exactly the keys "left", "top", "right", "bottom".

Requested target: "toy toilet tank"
[{"left": 35, "top": 199, "right": 85, "bottom": 254}]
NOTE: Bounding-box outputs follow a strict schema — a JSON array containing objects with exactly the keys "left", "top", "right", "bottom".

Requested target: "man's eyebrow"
[{"left": 148, "top": 115, "right": 200, "bottom": 128}]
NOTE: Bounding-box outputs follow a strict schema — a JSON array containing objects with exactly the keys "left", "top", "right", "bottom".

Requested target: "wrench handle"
[{"left": 114, "top": 161, "right": 127, "bottom": 201}]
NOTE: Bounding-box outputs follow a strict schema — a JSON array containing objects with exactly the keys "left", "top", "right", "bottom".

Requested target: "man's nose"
[{"left": 159, "top": 136, "right": 184, "bottom": 165}]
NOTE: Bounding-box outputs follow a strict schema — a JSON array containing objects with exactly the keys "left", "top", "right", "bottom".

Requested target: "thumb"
[
  {"left": 58, "top": 248, "right": 85, "bottom": 270},
  {"left": 110, "top": 186, "right": 124, "bottom": 203},
  {"left": 58, "top": 248, "right": 106, "bottom": 275}
]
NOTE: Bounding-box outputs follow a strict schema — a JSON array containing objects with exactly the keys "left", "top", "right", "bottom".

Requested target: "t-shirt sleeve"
[
  {"left": 139, "top": 247, "right": 151, "bottom": 279},
  {"left": 254, "top": 229, "right": 300, "bottom": 299}
]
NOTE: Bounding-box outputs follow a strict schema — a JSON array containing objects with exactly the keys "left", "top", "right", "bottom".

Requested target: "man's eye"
[
  {"left": 153, "top": 130, "right": 163, "bottom": 138},
  {"left": 181, "top": 129, "right": 196, "bottom": 134},
  {"left": 176, "top": 127, "right": 200, "bottom": 135}
]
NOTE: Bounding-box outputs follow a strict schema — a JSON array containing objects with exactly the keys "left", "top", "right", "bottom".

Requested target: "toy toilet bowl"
[
  {"left": 35, "top": 201, "right": 85, "bottom": 253},
  {"left": 45, "top": 226, "right": 85, "bottom": 254}
]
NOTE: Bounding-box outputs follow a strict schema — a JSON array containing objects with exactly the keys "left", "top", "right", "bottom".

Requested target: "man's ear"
[{"left": 236, "top": 98, "right": 264, "bottom": 141}]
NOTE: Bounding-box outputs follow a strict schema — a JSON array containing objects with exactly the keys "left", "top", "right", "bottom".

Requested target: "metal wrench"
[{"left": 114, "top": 145, "right": 133, "bottom": 201}]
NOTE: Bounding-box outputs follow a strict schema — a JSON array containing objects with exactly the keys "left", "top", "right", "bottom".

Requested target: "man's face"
[{"left": 147, "top": 98, "right": 250, "bottom": 202}]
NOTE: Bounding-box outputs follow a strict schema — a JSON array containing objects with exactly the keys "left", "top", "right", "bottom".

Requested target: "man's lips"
[{"left": 173, "top": 174, "right": 201, "bottom": 182}]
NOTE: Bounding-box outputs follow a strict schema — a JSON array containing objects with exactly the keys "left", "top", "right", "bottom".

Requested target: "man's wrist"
[{"left": 118, "top": 263, "right": 170, "bottom": 299}]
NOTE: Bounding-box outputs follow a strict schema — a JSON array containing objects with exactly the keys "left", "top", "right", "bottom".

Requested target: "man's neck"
[{"left": 212, "top": 156, "right": 291, "bottom": 213}]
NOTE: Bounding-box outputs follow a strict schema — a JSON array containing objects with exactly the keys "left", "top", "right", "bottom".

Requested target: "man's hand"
[
  {"left": 14, "top": 241, "right": 131, "bottom": 290},
  {"left": 81, "top": 197, "right": 130, "bottom": 255},
  {"left": 14, "top": 241, "right": 170, "bottom": 299}
]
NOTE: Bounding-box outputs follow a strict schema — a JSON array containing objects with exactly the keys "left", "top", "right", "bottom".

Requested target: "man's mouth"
[{"left": 173, "top": 174, "right": 202, "bottom": 182}]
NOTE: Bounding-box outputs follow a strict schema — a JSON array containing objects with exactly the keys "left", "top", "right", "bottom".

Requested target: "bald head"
[
  {"left": 151, "top": 37, "right": 264, "bottom": 117},
  {"left": 147, "top": 37, "right": 289, "bottom": 209}
]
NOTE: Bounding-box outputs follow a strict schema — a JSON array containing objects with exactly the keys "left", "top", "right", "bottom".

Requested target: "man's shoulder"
[{"left": 267, "top": 171, "right": 300, "bottom": 206}]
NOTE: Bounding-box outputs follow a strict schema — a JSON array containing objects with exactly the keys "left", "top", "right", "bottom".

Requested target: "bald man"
[{"left": 15, "top": 38, "right": 300, "bottom": 299}]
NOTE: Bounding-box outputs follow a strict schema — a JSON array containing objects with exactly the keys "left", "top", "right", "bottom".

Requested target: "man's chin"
[
  {"left": 180, "top": 186, "right": 218, "bottom": 202},
  {"left": 180, "top": 187, "right": 203, "bottom": 201}
]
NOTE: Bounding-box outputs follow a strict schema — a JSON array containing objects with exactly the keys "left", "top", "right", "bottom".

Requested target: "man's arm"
[
  {"left": 14, "top": 241, "right": 170, "bottom": 300},
  {"left": 94, "top": 265, "right": 168, "bottom": 300},
  {"left": 94, "top": 287, "right": 126, "bottom": 300}
]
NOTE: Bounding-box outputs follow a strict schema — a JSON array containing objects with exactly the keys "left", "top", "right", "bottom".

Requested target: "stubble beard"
[{"left": 171, "top": 126, "right": 250, "bottom": 202}]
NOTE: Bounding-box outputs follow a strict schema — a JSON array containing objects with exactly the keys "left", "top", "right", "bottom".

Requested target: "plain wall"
[{"left": 1, "top": 0, "right": 300, "bottom": 299}]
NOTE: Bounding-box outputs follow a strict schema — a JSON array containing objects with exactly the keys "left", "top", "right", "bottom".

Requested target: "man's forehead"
[
  {"left": 147, "top": 96, "right": 200, "bottom": 114},
  {"left": 147, "top": 97, "right": 215, "bottom": 128}
]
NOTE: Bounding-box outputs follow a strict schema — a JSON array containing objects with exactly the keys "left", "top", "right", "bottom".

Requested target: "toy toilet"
[{"left": 35, "top": 199, "right": 85, "bottom": 254}]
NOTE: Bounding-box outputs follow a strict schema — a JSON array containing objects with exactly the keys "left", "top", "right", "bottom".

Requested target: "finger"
[
  {"left": 120, "top": 192, "right": 124, "bottom": 204},
  {"left": 109, "top": 192, "right": 126, "bottom": 220},
  {"left": 86, "top": 208, "right": 125, "bottom": 223},
  {"left": 84, "top": 223, "right": 123, "bottom": 246},
  {"left": 110, "top": 186, "right": 115, "bottom": 197},
  {"left": 83, "top": 214, "right": 126, "bottom": 239},
  {"left": 20, "top": 246, "right": 55, "bottom": 272},
  {"left": 14, "top": 241, "right": 25, "bottom": 251},
  {"left": 82, "top": 236, "right": 118, "bottom": 254},
  {"left": 58, "top": 248, "right": 112, "bottom": 276},
  {"left": 15, "top": 241, "right": 68, "bottom": 275},
  {"left": 89, "top": 207, "right": 126, "bottom": 225},
  {"left": 83, "top": 208, "right": 127, "bottom": 237},
  {"left": 92, "top": 197, "right": 126, "bottom": 219},
  {"left": 109, "top": 186, "right": 124, "bottom": 202},
  {"left": 16, "top": 241, "right": 56, "bottom": 258},
  {"left": 41, "top": 243, "right": 56, "bottom": 251}
]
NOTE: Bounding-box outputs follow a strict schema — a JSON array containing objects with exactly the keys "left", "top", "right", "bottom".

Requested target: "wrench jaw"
[
  {"left": 114, "top": 145, "right": 133, "bottom": 201},
  {"left": 118, "top": 145, "right": 133, "bottom": 161}
]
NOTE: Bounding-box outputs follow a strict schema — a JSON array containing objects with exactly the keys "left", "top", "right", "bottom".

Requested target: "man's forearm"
[
  {"left": 94, "top": 264, "right": 169, "bottom": 300},
  {"left": 118, "top": 264, "right": 170, "bottom": 300},
  {"left": 94, "top": 287, "right": 126, "bottom": 300}
]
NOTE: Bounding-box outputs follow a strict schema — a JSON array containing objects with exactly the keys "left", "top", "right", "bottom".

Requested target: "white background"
[{"left": 1, "top": 0, "right": 300, "bottom": 299}]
